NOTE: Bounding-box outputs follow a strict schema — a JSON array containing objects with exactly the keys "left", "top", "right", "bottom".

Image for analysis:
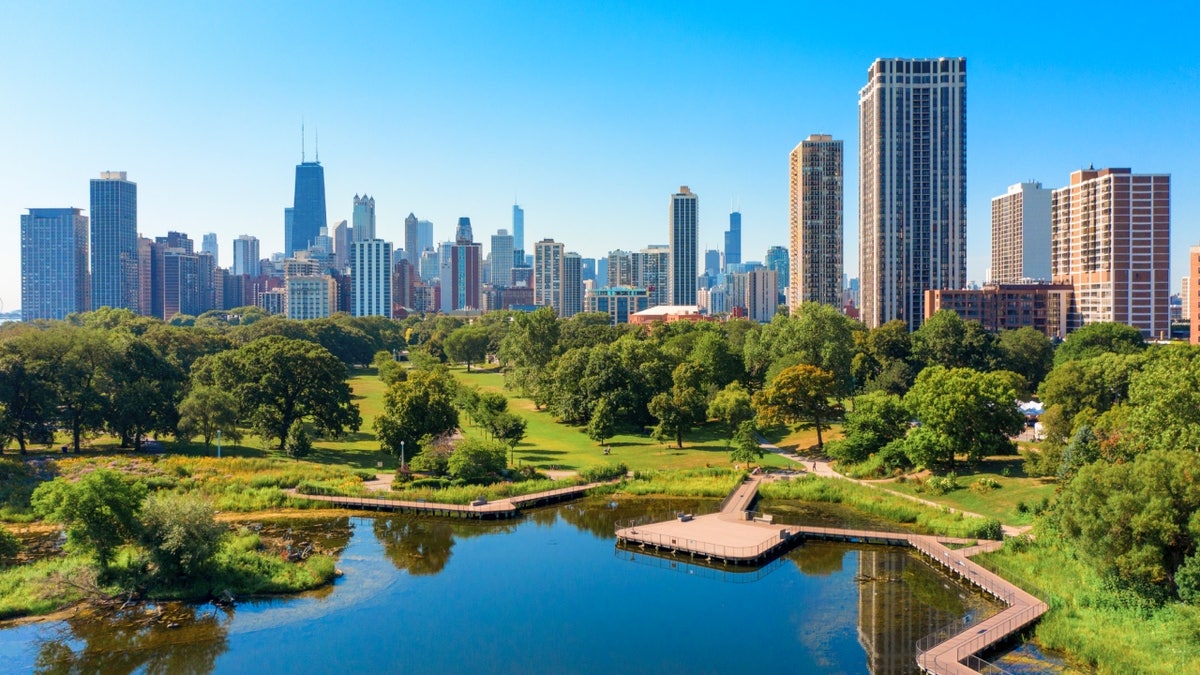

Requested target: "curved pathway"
[{"left": 756, "top": 436, "right": 1031, "bottom": 538}]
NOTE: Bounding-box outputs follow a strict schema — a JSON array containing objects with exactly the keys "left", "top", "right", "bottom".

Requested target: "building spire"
[{"left": 301, "top": 119, "right": 306, "bottom": 162}]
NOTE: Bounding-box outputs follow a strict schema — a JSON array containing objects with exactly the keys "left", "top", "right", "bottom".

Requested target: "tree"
[
  {"left": 443, "top": 326, "right": 490, "bottom": 372},
  {"left": 1055, "top": 448, "right": 1200, "bottom": 598},
  {"left": 827, "top": 390, "right": 909, "bottom": 464},
  {"left": 853, "top": 320, "right": 916, "bottom": 395},
  {"left": 730, "top": 421, "right": 765, "bottom": 468},
  {"left": 446, "top": 438, "right": 507, "bottom": 484},
  {"left": 197, "top": 336, "right": 361, "bottom": 448},
  {"left": 498, "top": 307, "right": 560, "bottom": 401},
  {"left": 0, "top": 349, "right": 55, "bottom": 453},
  {"left": 284, "top": 420, "right": 312, "bottom": 458},
  {"left": 176, "top": 384, "right": 242, "bottom": 448},
  {"left": 753, "top": 364, "right": 842, "bottom": 451},
  {"left": 139, "top": 492, "right": 225, "bottom": 580},
  {"left": 744, "top": 306, "right": 858, "bottom": 395},
  {"left": 31, "top": 470, "right": 146, "bottom": 568},
  {"left": 1053, "top": 321, "right": 1146, "bottom": 366},
  {"left": 408, "top": 435, "right": 453, "bottom": 476},
  {"left": 585, "top": 397, "right": 616, "bottom": 444},
  {"left": 649, "top": 385, "right": 706, "bottom": 449},
  {"left": 374, "top": 368, "right": 459, "bottom": 457},
  {"left": 902, "top": 366, "right": 1024, "bottom": 471},
  {"left": 1124, "top": 347, "right": 1200, "bottom": 454},
  {"left": 36, "top": 326, "right": 113, "bottom": 451},
  {"left": 996, "top": 327, "right": 1055, "bottom": 391},
  {"left": 489, "top": 412, "right": 528, "bottom": 465},
  {"left": 102, "top": 336, "right": 184, "bottom": 450},
  {"left": 911, "top": 310, "right": 998, "bottom": 372},
  {"left": 707, "top": 382, "right": 753, "bottom": 447},
  {"left": 372, "top": 350, "right": 406, "bottom": 386}
]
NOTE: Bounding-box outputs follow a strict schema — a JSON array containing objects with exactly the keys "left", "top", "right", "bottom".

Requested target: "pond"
[{"left": 0, "top": 497, "right": 1010, "bottom": 674}]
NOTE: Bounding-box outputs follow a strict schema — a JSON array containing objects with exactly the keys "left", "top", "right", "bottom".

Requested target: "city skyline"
[{"left": 3, "top": 4, "right": 1198, "bottom": 311}]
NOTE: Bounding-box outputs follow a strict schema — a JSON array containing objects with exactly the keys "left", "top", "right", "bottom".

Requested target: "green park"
[{"left": 0, "top": 305, "right": 1197, "bottom": 672}]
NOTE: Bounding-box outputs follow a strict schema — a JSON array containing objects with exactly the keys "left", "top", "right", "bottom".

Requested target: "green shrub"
[
  {"left": 579, "top": 463, "right": 628, "bottom": 482},
  {"left": 970, "top": 477, "right": 1001, "bottom": 493}
]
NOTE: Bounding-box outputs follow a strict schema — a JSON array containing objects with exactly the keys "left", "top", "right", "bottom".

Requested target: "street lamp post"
[
  {"left": 217, "top": 429, "right": 222, "bottom": 459},
  {"left": 400, "top": 440, "right": 405, "bottom": 473}
]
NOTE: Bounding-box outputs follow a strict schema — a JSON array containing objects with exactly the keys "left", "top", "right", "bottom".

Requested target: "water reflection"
[
  {"left": 372, "top": 516, "right": 516, "bottom": 575},
  {"left": 33, "top": 604, "right": 230, "bottom": 674}
]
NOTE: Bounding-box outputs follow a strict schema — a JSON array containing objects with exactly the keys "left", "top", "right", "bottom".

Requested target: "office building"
[
  {"left": 490, "top": 229, "right": 515, "bottom": 288},
  {"left": 765, "top": 246, "right": 790, "bottom": 286},
  {"left": 704, "top": 249, "right": 721, "bottom": 276},
  {"left": 789, "top": 134, "right": 843, "bottom": 310},
  {"left": 352, "top": 238, "right": 392, "bottom": 317},
  {"left": 90, "top": 171, "right": 139, "bottom": 311},
  {"left": 352, "top": 194, "right": 376, "bottom": 241},
  {"left": 581, "top": 257, "right": 596, "bottom": 283},
  {"left": 439, "top": 224, "right": 483, "bottom": 313},
  {"left": 725, "top": 211, "right": 741, "bottom": 269},
  {"left": 596, "top": 258, "right": 608, "bottom": 289},
  {"left": 404, "top": 213, "right": 419, "bottom": 265},
  {"left": 1051, "top": 168, "right": 1170, "bottom": 338},
  {"left": 512, "top": 203, "right": 525, "bottom": 253},
  {"left": 584, "top": 286, "right": 650, "bottom": 325},
  {"left": 417, "top": 219, "right": 434, "bottom": 257},
  {"left": 201, "top": 233, "right": 218, "bottom": 262},
  {"left": 992, "top": 182, "right": 1052, "bottom": 283},
  {"left": 333, "top": 220, "right": 350, "bottom": 271},
  {"left": 859, "top": 57, "right": 967, "bottom": 330},
  {"left": 233, "top": 235, "right": 261, "bottom": 277},
  {"left": 670, "top": 186, "right": 699, "bottom": 305},
  {"left": 20, "top": 208, "right": 89, "bottom": 321},
  {"left": 288, "top": 157, "right": 327, "bottom": 256}
]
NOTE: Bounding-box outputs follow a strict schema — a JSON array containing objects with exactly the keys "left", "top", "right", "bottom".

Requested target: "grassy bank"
[
  {"left": 980, "top": 536, "right": 1200, "bottom": 673},
  {"left": 758, "top": 475, "right": 1002, "bottom": 539},
  {"left": 0, "top": 530, "right": 336, "bottom": 620}
]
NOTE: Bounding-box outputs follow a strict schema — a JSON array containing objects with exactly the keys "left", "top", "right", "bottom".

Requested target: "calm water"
[{"left": 0, "top": 497, "right": 1002, "bottom": 674}]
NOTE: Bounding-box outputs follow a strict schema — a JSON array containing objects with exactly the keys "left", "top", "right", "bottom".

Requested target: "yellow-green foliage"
[
  {"left": 389, "top": 478, "right": 579, "bottom": 505},
  {"left": 619, "top": 468, "right": 743, "bottom": 498},
  {"left": 982, "top": 537, "right": 1200, "bottom": 674},
  {"left": 759, "top": 475, "right": 996, "bottom": 539}
]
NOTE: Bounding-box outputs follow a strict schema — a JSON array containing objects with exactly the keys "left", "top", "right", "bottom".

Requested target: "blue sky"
[{"left": 2, "top": 1, "right": 1197, "bottom": 312}]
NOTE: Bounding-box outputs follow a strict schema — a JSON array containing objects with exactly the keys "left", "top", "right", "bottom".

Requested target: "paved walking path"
[
  {"left": 756, "top": 436, "right": 1031, "bottom": 538},
  {"left": 288, "top": 482, "right": 603, "bottom": 520}
]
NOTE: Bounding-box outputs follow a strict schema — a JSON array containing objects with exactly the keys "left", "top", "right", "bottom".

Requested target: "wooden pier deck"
[
  {"left": 289, "top": 482, "right": 601, "bottom": 520},
  {"left": 615, "top": 476, "right": 1048, "bottom": 675}
]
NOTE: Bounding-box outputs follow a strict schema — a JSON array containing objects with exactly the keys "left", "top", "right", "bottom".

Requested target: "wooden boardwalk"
[
  {"left": 288, "top": 482, "right": 601, "bottom": 520},
  {"left": 615, "top": 476, "right": 1048, "bottom": 675}
]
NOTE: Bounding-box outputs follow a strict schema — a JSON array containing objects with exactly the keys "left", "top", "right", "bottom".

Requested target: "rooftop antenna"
[
  {"left": 315, "top": 128, "right": 319, "bottom": 163},
  {"left": 301, "top": 119, "right": 306, "bottom": 162}
]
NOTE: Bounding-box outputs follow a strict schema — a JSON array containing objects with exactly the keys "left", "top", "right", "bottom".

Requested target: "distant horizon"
[{"left": 4, "top": 3, "right": 1197, "bottom": 311}]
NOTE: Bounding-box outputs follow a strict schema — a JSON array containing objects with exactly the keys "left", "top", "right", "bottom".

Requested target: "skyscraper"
[
  {"left": 991, "top": 182, "right": 1052, "bottom": 283},
  {"left": 233, "top": 235, "right": 261, "bottom": 277},
  {"left": 417, "top": 219, "right": 434, "bottom": 257},
  {"left": 704, "top": 249, "right": 721, "bottom": 276},
  {"left": 512, "top": 203, "right": 525, "bottom": 253},
  {"left": 607, "top": 250, "right": 635, "bottom": 287},
  {"left": 333, "top": 220, "right": 350, "bottom": 271},
  {"left": 669, "top": 186, "right": 698, "bottom": 306},
  {"left": 534, "top": 239, "right": 565, "bottom": 315},
  {"left": 490, "top": 229, "right": 514, "bottom": 288},
  {"left": 21, "top": 208, "right": 89, "bottom": 321},
  {"left": 455, "top": 217, "right": 473, "bottom": 245},
  {"left": 404, "top": 213, "right": 419, "bottom": 265},
  {"left": 1051, "top": 167, "right": 1170, "bottom": 338},
  {"left": 201, "top": 233, "right": 218, "bottom": 262},
  {"left": 765, "top": 246, "right": 790, "bottom": 286},
  {"left": 789, "top": 134, "right": 843, "bottom": 310},
  {"left": 352, "top": 194, "right": 376, "bottom": 241},
  {"left": 352, "top": 238, "right": 393, "bottom": 317},
  {"left": 288, "top": 159, "right": 326, "bottom": 256},
  {"left": 90, "top": 171, "right": 139, "bottom": 311},
  {"left": 724, "top": 211, "right": 741, "bottom": 269},
  {"left": 859, "top": 57, "right": 967, "bottom": 330},
  {"left": 637, "top": 245, "right": 671, "bottom": 308},
  {"left": 1189, "top": 247, "right": 1200, "bottom": 345},
  {"left": 439, "top": 223, "right": 482, "bottom": 313},
  {"left": 563, "top": 252, "right": 582, "bottom": 318}
]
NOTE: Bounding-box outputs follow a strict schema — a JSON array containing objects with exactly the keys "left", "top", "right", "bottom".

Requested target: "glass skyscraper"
[
  {"left": 669, "top": 186, "right": 698, "bottom": 306},
  {"left": 288, "top": 161, "right": 326, "bottom": 256},
  {"left": 724, "top": 211, "right": 741, "bottom": 269},
  {"left": 512, "top": 204, "right": 525, "bottom": 253},
  {"left": 21, "top": 208, "right": 90, "bottom": 321},
  {"left": 90, "top": 171, "right": 139, "bottom": 311}
]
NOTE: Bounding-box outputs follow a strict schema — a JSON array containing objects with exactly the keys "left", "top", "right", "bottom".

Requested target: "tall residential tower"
[
  {"left": 859, "top": 57, "right": 967, "bottom": 330},
  {"left": 90, "top": 171, "right": 139, "bottom": 311},
  {"left": 669, "top": 186, "right": 698, "bottom": 306},
  {"left": 991, "top": 182, "right": 1052, "bottom": 283},
  {"left": 789, "top": 134, "right": 843, "bottom": 310},
  {"left": 21, "top": 208, "right": 89, "bottom": 321}
]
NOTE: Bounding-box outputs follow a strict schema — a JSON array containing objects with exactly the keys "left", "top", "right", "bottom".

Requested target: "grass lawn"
[
  {"left": 452, "top": 367, "right": 798, "bottom": 472},
  {"left": 872, "top": 456, "right": 1058, "bottom": 525},
  {"left": 762, "top": 424, "right": 844, "bottom": 455}
]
